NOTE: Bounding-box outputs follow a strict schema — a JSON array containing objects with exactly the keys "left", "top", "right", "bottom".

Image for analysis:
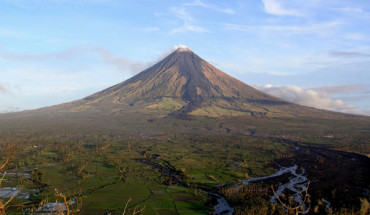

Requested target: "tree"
[
  {"left": 0, "top": 146, "right": 17, "bottom": 215},
  {"left": 54, "top": 188, "right": 81, "bottom": 215},
  {"left": 107, "top": 198, "right": 145, "bottom": 215}
]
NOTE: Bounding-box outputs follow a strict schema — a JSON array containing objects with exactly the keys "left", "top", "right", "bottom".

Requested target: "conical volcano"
[
  {"left": 57, "top": 47, "right": 290, "bottom": 118},
  {"left": 2, "top": 46, "right": 369, "bottom": 152}
]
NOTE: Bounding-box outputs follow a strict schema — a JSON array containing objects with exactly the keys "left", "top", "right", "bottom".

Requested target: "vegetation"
[{"left": 0, "top": 134, "right": 368, "bottom": 214}]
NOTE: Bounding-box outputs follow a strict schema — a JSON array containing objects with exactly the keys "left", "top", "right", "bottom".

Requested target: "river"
[
  {"left": 209, "top": 192, "right": 234, "bottom": 215},
  {"left": 242, "top": 164, "right": 309, "bottom": 207},
  {"left": 135, "top": 158, "right": 314, "bottom": 214}
]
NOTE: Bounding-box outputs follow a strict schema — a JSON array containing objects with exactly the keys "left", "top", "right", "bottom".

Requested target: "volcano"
[
  {"left": 47, "top": 47, "right": 310, "bottom": 118},
  {"left": 1, "top": 46, "right": 369, "bottom": 154}
]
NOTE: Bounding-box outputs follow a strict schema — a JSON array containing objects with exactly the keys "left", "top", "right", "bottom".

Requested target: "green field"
[{"left": 1, "top": 133, "right": 368, "bottom": 215}]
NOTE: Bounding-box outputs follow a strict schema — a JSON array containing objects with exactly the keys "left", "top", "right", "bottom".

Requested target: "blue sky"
[{"left": 0, "top": 0, "right": 370, "bottom": 115}]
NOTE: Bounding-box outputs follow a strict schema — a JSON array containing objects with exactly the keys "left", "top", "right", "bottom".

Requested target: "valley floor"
[{"left": 0, "top": 135, "right": 369, "bottom": 215}]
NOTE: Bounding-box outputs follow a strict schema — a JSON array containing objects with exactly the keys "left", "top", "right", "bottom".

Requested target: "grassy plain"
[
  {"left": 1, "top": 132, "right": 368, "bottom": 214},
  {"left": 0, "top": 133, "right": 291, "bottom": 214}
]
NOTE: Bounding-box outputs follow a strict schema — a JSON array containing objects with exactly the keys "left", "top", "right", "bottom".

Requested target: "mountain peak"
[{"left": 174, "top": 45, "right": 192, "bottom": 53}]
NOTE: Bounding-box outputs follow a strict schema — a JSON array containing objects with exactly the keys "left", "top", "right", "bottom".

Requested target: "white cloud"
[
  {"left": 184, "top": 0, "right": 235, "bottom": 14},
  {"left": 170, "top": 7, "right": 207, "bottom": 34},
  {"left": 172, "top": 45, "right": 191, "bottom": 51},
  {"left": 0, "top": 105, "right": 20, "bottom": 113},
  {"left": 149, "top": 45, "right": 192, "bottom": 65},
  {"left": 0, "top": 46, "right": 148, "bottom": 75},
  {"left": 345, "top": 33, "right": 368, "bottom": 41},
  {"left": 261, "top": 21, "right": 342, "bottom": 34},
  {"left": 337, "top": 7, "right": 364, "bottom": 13},
  {"left": 170, "top": 25, "right": 206, "bottom": 34},
  {"left": 223, "top": 21, "right": 342, "bottom": 35},
  {"left": 330, "top": 51, "right": 370, "bottom": 58},
  {"left": 255, "top": 84, "right": 364, "bottom": 114},
  {"left": 87, "top": 47, "right": 148, "bottom": 74},
  {"left": 171, "top": 7, "right": 194, "bottom": 22},
  {"left": 335, "top": 7, "right": 370, "bottom": 19},
  {"left": 262, "top": 0, "right": 302, "bottom": 16}
]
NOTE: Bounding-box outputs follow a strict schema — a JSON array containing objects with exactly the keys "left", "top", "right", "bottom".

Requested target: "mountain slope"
[
  {"left": 87, "top": 47, "right": 276, "bottom": 102},
  {"left": 49, "top": 47, "right": 304, "bottom": 118}
]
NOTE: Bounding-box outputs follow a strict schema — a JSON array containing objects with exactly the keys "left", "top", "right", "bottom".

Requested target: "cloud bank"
[{"left": 255, "top": 84, "right": 365, "bottom": 114}]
